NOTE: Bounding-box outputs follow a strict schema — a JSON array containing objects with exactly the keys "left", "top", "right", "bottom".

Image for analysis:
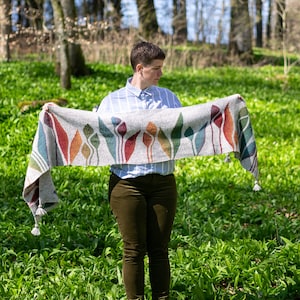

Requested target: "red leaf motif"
[
  {"left": 211, "top": 105, "right": 222, "bottom": 128},
  {"left": 52, "top": 114, "right": 69, "bottom": 163},
  {"left": 125, "top": 131, "right": 140, "bottom": 162},
  {"left": 117, "top": 122, "right": 127, "bottom": 137},
  {"left": 44, "top": 111, "right": 53, "bottom": 128},
  {"left": 143, "top": 132, "right": 154, "bottom": 162},
  {"left": 143, "top": 132, "right": 153, "bottom": 148}
]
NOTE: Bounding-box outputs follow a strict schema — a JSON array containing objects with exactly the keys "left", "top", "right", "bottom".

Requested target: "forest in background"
[
  {"left": 1, "top": 0, "right": 300, "bottom": 87},
  {"left": 1, "top": 1, "right": 300, "bottom": 299}
]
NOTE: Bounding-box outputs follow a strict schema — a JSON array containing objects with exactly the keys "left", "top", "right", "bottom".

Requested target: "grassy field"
[{"left": 0, "top": 61, "right": 299, "bottom": 299}]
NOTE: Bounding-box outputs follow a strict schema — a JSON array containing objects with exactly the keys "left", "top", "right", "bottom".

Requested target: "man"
[{"left": 97, "top": 41, "right": 181, "bottom": 300}]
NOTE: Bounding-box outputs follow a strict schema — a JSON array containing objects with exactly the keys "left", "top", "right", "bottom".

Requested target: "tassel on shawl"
[
  {"left": 31, "top": 215, "right": 41, "bottom": 236},
  {"left": 253, "top": 180, "right": 262, "bottom": 192},
  {"left": 36, "top": 203, "right": 47, "bottom": 216},
  {"left": 31, "top": 223, "right": 40, "bottom": 236},
  {"left": 31, "top": 199, "right": 47, "bottom": 236},
  {"left": 224, "top": 153, "right": 231, "bottom": 163}
]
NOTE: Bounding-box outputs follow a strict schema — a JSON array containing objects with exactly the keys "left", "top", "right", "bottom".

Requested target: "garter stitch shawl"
[{"left": 23, "top": 94, "right": 261, "bottom": 235}]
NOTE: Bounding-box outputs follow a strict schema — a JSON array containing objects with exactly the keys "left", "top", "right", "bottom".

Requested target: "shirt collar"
[{"left": 126, "top": 77, "right": 153, "bottom": 98}]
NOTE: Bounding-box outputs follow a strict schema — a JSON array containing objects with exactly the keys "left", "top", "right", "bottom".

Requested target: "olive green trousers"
[{"left": 109, "top": 173, "right": 177, "bottom": 300}]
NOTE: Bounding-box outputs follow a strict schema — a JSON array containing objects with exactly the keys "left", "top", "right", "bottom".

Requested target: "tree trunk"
[
  {"left": 255, "top": 0, "right": 263, "bottom": 47},
  {"left": 136, "top": 0, "right": 159, "bottom": 38},
  {"left": 228, "top": 0, "right": 252, "bottom": 59},
  {"left": 0, "top": 0, "right": 11, "bottom": 62},
  {"left": 51, "top": 0, "right": 71, "bottom": 89},
  {"left": 24, "top": 0, "right": 43, "bottom": 30},
  {"left": 275, "top": 0, "right": 286, "bottom": 43},
  {"left": 266, "top": 0, "right": 272, "bottom": 46},
  {"left": 60, "top": 0, "right": 88, "bottom": 77},
  {"left": 172, "top": 0, "right": 187, "bottom": 42},
  {"left": 111, "top": 0, "right": 122, "bottom": 29}
]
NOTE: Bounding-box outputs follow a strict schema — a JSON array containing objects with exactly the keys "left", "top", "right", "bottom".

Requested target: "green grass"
[{"left": 0, "top": 61, "right": 299, "bottom": 299}]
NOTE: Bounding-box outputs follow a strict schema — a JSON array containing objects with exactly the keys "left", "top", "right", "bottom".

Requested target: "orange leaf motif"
[
  {"left": 146, "top": 122, "right": 157, "bottom": 136},
  {"left": 70, "top": 130, "right": 82, "bottom": 163},
  {"left": 223, "top": 104, "right": 235, "bottom": 149}
]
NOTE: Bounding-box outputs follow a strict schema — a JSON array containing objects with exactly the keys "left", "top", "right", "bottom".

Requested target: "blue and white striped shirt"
[{"left": 96, "top": 77, "right": 182, "bottom": 178}]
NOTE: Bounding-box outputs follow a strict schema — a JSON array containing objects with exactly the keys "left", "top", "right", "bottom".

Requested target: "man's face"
[{"left": 138, "top": 59, "right": 164, "bottom": 87}]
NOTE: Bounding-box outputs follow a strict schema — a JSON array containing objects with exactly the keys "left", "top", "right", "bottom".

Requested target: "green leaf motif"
[
  {"left": 171, "top": 113, "right": 183, "bottom": 158},
  {"left": 158, "top": 129, "right": 171, "bottom": 158},
  {"left": 83, "top": 124, "right": 94, "bottom": 139},
  {"left": 90, "top": 133, "right": 100, "bottom": 149}
]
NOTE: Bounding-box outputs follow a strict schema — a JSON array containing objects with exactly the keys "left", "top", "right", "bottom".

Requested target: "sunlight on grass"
[{"left": 0, "top": 61, "right": 299, "bottom": 299}]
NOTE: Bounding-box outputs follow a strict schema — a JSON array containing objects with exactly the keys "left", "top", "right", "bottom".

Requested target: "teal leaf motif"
[
  {"left": 184, "top": 122, "right": 207, "bottom": 155},
  {"left": 194, "top": 122, "right": 207, "bottom": 155},
  {"left": 37, "top": 121, "right": 48, "bottom": 164},
  {"left": 238, "top": 107, "right": 256, "bottom": 160},
  {"left": 98, "top": 117, "right": 116, "bottom": 162}
]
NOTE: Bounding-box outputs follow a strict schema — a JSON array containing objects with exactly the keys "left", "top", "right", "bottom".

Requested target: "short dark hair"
[{"left": 130, "top": 41, "right": 165, "bottom": 70}]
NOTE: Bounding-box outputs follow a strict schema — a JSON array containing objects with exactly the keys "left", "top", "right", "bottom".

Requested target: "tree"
[
  {"left": 51, "top": 0, "right": 88, "bottom": 89},
  {"left": 136, "top": 0, "right": 159, "bottom": 38},
  {"left": 275, "top": 0, "right": 286, "bottom": 44},
  {"left": 111, "top": 0, "right": 122, "bottom": 29},
  {"left": 51, "top": 0, "right": 71, "bottom": 89},
  {"left": 266, "top": 0, "right": 272, "bottom": 46},
  {"left": 23, "top": 0, "right": 44, "bottom": 30},
  {"left": 172, "top": 0, "right": 187, "bottom": 42},
  {"left": 60, "top": 0, "right": 88, "bottom": 77},
  {"left": 0, "top": 0, "right": 11, "bottom": 62},
  {"left": 228, "top": 0, "right": 252, "bottom": 59},
  {"left": 255, "top": 0, "right": 263, "bottom": 47}
]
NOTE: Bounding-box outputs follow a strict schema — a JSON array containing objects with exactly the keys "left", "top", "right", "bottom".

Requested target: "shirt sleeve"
[{"left": 96, "top": 94, "right": 112, "bottom": 114}]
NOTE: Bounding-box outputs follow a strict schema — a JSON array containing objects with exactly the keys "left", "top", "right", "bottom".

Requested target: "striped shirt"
[{"left": 96, "top": 77, "right": 182, "bottom": 179}]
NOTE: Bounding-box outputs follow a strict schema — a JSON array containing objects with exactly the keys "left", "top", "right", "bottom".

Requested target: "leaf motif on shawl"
[
  {"left": 81, "top": 143, "right": 91, "bottom": 161},
  {"left": 83, "top": 124, "right": 94, "bottom": 138},
  {"left": 143, "top": 122, "right": 157, "bottom": 162},
  {"left": 98, "top": 117, "right": 116, "bottom": 162},
  {"left": 90, "top": 133, "right": 100, "bottom": 149},
  {"left": 171, "top": 113, "right": 183, "bottom": 158},
  {"left": 36, "top": 120, "right": 48, "bottom": 166},
  {"left": 111, "top": 116, "right": 121, "bottom": 127},
  {"left": 211, "top": 105, "right": 223, "bottom": 128},
  {"left": 223, "top": 104, "right": 237, "bottom": 150},
  {"left": 44, "top": 111, "right": 53, "bottom": 128},
  {"left": 124, "top": 131, "right": 140, "bottom": 162},
  {"left": 116, "top": 122, "right": 127, "bottom": 137},
  {"left": 29, "top": 155, "right": 42, "bottom": 172},
  {"left": 158, "top": 129, "right": 171, "bottom": 158},
  {"left": 194, "top": 122, "right": 207, "bottom": 154},
  {"left": 238, "top": 107, "right": 257, "bottom": 160},
  {"left": 28, "top": 184, "right": 39, "bottom": 205},
  {"left": 143, "top": 132, "right": 153, "bottom": 149},
  {"left": 184, "top": 126, "right": 194, "bottom": 139},
  {"left": 51, "top": 114, "right": 69, "bottom": 163},
  {"left": 70, "top": 130, "right": 82, "bottom": 164},
  {"left": 146, "top": 122, "right": 157, "bottom": 136}
]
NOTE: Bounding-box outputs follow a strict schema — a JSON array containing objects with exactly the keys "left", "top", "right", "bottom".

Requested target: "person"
[{"left": 96, "top": 41, "right": 182, "bottom": 300}]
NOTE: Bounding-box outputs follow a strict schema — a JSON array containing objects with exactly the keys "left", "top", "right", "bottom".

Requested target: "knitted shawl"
[{"left": 23, "top": 94, "right": 261, "bottom": 235}]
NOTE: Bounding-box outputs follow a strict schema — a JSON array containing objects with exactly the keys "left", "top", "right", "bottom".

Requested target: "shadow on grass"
[{"left": 174, "top": 175, "right": 300, "bottom": 244}]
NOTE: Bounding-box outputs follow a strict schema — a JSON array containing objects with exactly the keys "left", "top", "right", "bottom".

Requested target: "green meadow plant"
[{"left": 0, "top": 61, "right": 299, "bottom": 299}]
